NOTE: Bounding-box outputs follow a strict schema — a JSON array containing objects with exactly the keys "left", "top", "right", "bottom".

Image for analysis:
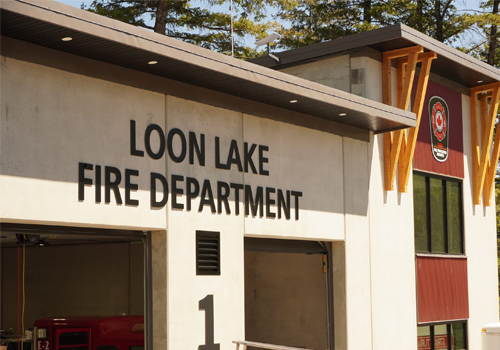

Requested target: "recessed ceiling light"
[
  {"left": 339, "top": 113, "right": 347, "bottom": 116},
  {"left": 290, "top": 99, "right": 298, "bottom": 103},
  {"left": 477, "top": 80, "right": 483, "bottom": 84},
  {"left": 62, "top": 37, "right": 73, "bottom": 42},
  {"left": 148, "top": 61, "right": 158, "bottom": 65}
]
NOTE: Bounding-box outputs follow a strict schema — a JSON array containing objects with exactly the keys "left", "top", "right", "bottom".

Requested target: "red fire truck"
[{"left": 33, "top": 316, "right": 144, "bottom": 350}]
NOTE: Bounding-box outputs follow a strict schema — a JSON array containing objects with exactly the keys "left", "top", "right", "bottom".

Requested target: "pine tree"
[{"left": 83, "top": 0, "right": 281, "bottom": 57}]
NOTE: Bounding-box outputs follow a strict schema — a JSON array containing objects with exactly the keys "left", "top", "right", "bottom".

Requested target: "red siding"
[
  {"left": 413, "top": 81, "right": 464, "bottom": 178},
  {"left": 416, "top": 256, "right": 468, "bottom": 323}
]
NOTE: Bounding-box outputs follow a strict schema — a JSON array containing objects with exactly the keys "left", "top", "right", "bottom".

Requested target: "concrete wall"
[
  {"left": 282, "top": 49, "right": 500, "bottom": 350},
  {"left": 1, "top": 242, "right": 144, "bottom": 330},
  {"left": 0, "top": 53, "right": 167, "bottom": 231},
  {"left": 162, "top": 95, "right": 349, "bottom": 350},
  {"left": 461, "top": 94, "right": 500, "bottom": 347},
  {"left": 280, "top": 55, "right": 351, "bottom": 92},
  {"left": 244, "top": 251, "right": 328, "bottom": 350},
  {"left": 1, "top": 38, "right": 376, "bottom": 350},
  {"left": 361, "top": 57, "right": 419, "bottom": 350},
  {"left": 281, "top": 51, "right": 416, "bottom": 350}
]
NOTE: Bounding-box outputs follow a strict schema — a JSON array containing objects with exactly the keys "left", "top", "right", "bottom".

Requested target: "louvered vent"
[{"left": 196, "top": 231, "right": 220, "bottom": 276}]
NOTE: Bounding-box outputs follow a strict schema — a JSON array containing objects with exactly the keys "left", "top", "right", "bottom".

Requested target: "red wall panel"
[
  {"left": 416, "top": 256, "right": 469, "bottom": 323},
  {"left": 413, "top": 81, "right": 464, "bottom": 178}
]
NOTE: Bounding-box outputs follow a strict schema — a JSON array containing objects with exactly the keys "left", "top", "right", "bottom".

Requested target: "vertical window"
[
  {"left": 414, "top": 175, "right": 429, "bottom": 252},
  {"left": 447, "top": 182, "right": 463, "bottom": 254},
  {"left": 417, "top": 322, "right": 467, "bottom": 350},
  {"left": 413, "top": 173, "right": 464, "bottom": 254}
]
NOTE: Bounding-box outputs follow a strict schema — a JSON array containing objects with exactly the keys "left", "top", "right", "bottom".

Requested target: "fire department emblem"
[{"left": 428, "top": 96, "right": 449, "bottom": 162}]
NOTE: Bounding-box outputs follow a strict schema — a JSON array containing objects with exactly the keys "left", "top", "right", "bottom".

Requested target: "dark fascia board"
[
  {"left": 250, "top": 24, "right": 404, "bottom": 68},
  {"left": 250, "top": 24, "right": 500, "bottom": 88},
  {"left": 0, "top": 0, "right": 416, "bottom": 133}
]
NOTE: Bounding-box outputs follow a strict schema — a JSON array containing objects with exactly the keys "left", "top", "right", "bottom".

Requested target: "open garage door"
[
  {"left": 244, "top": 238, "right": 334, "bottom": 350},
  {"left": 0, "top": 223, "right": 151, "bottom": 350}
]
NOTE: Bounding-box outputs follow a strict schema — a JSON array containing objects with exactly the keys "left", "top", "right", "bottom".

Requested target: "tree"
[
  {"left": 274, "top": 0, "right": 396, "bottom": 49},
  {"left": 83, "top": 0, "right": 281, "bottom": 57},
  {"left": 273, "top": 0, "right": 471, "bottom": 50}
]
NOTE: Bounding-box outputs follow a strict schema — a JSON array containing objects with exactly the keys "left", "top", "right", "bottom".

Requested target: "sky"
[{"left": 53, "top": 0, "right": 486, "bottom": 52}]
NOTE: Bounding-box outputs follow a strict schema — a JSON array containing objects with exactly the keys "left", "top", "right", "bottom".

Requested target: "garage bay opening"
[
  {"left": 0, "top": 223, "right": 150, "bottom": 350},
  {"left": 244, "top": 238, "right": 333, "bottom": 350}
]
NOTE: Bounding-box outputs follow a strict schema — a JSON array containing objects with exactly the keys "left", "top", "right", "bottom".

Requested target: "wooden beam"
[
  {"left": 483, "top": 125, "right": 500, "bottom": 206},
  {"left": 480, "top": 94, "right": 489, "bottom": 144},
  {"left": 398, "top": 54, "right": 436, "bottom": 192},
  {"left": 398, "top": 52, "right": 419, "bottom": 110},
  {"left": 382, "top": 54, "right": 392, "bottom": 106},
  {"left": 476, "top": 87, "right": 500, "bottom": 204},
  {"left": 383, "top": 45, "right": 424, "bottom": 60},
  {"left": 397, "top": 61, "right": 407, "bottom": 159},
  {"left": 382, "top": 45, "right": 425, "bottom": 191},
  {"left": 383, "top": 54, "right": 393, "bottom": 190},
  {"left": 471, "top": 81, "right": 500, "bottom": 94},
  {"left": 397, "top": 51, "right": 437, "bottom": 64},
  {"left": 397, "top": 60, "right": 404, "bottom": 108},
  {"left": 470, "top": 91, "right": 481, "bottom": 205}
]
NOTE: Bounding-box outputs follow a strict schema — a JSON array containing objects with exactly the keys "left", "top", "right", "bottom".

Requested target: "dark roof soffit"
[{"left": 0, "top": 0, "right": 415, "bottom": 133}]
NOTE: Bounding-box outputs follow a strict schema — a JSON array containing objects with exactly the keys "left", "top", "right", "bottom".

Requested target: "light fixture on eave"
[
  {"left": 62, "top": 37, "right": 72, "bottom": 41},
  {"left": 339, "top": 113, "right": 347, "bottom": 116},
  {"left": 148, "top": 61, "right": 158, "bottom": 65},
  {"left": 290, "top": 99, "right": 298, "bottom": 103},
  {"left": 255, "top": 33, "right": 281, "bottom": 63}
]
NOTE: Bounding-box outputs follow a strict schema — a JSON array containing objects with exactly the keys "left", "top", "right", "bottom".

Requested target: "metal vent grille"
[{"left": 196, "top": 231, "right": 220, "bottom": 276}]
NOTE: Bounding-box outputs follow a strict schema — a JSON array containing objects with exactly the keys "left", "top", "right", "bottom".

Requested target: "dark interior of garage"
[{"left": 0, "top": 224, "right": 145, "bottom": 350}]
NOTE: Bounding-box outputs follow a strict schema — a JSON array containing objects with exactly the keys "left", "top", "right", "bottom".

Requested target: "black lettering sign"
[
  {"left": 189, "top": 132, "right": 205, "bottom": 166},
  {"left": 125, "top": 169, "right": 139, "bottom": 206},
  {"left": 167, "top": 128, "right": 187, "bottom": 163},
  {"left": 186, "top": 177, "right": 200, "bottom": 211},
  {"left": 78, "top": 162, "right": 93, "bottom": 201},
  {"left": 105, "top": 166, "right": 123, "bottom": 204},
  {"left": 150, "top": 172, "right": 169, "bottom": 208},
  {"left": 230, "top": 183, "right": 243, "bottom": 215},
  {"left": 199, "top": 295, "right": 219, "bottom": 350},
  {"left": 199, "top": 179, "right": 216, "bottom": 213},
  {"left": 145, "top": 124, "right": 165, "bottom": 160},
  {"left": 171, "top": 174, "right": 184, "bottom": 209},
  {"left": 130, "top": 120, "right": 144, "bottom": 157}
]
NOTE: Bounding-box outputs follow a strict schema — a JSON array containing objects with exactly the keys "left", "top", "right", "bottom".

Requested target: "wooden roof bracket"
[
  {"left": 470, "top": 82, "right": 500, "bottom": 206},
  {"left": 382, "top": 45, "right": 437, "bottom": 192}
]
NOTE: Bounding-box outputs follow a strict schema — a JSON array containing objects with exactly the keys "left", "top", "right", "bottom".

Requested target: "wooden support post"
[
  {"left": 469, "top": 82, "right": 500, "bottom": 205},
  {"left": 398, "top": 52, "right": 437, "bottom": 192},
  {"left": 477, "top": 87, "right": 500, "bottom": 204},
  {"left": 382, "top": 45, "right": 423, "bottom": 191},
  {"left": 484, "top": 124, "right": 500, "bottom": 206},
  {"left": 470, "top": 91, "right": 481, "bottom": 205},
  {"left": 383, "top": 51, "right": 393, "bottom": 190}
]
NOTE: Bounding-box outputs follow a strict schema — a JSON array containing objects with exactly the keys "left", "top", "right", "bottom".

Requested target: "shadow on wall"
[{"left": 1, "top": 39, "right": 372, "bottom": 218}]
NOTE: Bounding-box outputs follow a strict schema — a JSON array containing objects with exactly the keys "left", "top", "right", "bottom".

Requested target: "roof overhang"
[
  {"left": 250, "top": 24, "right": 500, "bottom": 89},
  {"left": 0, "top": 0, "right": 415, "bottom": 133}
]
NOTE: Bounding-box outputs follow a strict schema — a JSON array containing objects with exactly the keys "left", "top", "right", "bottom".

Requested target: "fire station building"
[{"left": 1, "top": 1, "right": 499, "bottom": 350}]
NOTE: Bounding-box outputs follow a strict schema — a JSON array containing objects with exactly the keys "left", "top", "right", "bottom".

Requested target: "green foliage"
[
  {"left": 83, "top": 0, "right": 281, "bottom": 58},
  {"left": 272, "top": 0, "right": 471, "bottom": 50}
]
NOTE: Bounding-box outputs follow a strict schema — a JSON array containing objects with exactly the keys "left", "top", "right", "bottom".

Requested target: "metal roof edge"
[
  {"left": 399, "top": 23, "right": 500, "bottom": 81},
  {"left": 0, "top": 0, "right": 416, "bottom": 131},
  {"left": 250, "top": 24, "right": 404, "bottom": 68}
]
